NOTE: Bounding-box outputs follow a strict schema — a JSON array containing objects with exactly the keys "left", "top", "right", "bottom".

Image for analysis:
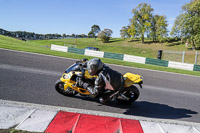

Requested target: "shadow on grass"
[
  {"left": 166, "top": 42, "right": 183, "bottom": 47},
  {"left": 128, "top": 39, "right": 140, "bottom": 42},
  {"left": 143, "top": 41, "right": 157, "bottom": 44},
  {"left": 194, "top": 47, "right": 200, "bottom": 50},
  {"left": 107, "top": 39, "right": 123, "bottom": 43}
]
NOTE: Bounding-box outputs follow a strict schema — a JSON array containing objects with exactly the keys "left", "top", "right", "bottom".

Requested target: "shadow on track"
[
  {"left": 106, "top": 101, "right": 198, "bottom": 120},
  {"left": 75, "top": 95, "right": 197, "bottom": 120}
]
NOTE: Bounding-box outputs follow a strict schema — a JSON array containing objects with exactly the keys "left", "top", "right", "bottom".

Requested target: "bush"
[{"left": 98, "top": 29, "right": 112, "bottom": 43}]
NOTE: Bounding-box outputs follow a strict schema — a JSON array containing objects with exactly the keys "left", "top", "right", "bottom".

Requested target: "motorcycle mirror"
[{"left": 81, "top": 58, "right": 88, "bottom": 62}]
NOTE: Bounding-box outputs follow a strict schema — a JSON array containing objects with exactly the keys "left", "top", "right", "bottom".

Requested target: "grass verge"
[{"left": 0, "top": 129, "right": 41, "bottom": 133}]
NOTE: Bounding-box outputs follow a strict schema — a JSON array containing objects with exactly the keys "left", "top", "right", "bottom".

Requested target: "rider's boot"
[{"left": 82, "top": 83, "right": 98, "bottom": 98}]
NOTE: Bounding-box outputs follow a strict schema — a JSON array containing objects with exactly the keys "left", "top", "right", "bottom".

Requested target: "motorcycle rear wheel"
[
  {"left": 116, "top": 85, "right": 140, "bottom": 104},
  {"left": 55, "top": 79, "right": 77, "bottom": 97}
]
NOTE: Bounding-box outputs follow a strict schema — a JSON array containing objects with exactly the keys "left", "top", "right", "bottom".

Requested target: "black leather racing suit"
[{"left": 82, "top": 65, "right": 124, "bottom": 101}]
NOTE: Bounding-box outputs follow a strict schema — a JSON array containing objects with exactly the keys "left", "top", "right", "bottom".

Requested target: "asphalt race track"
[{"left": 1, "top": 48, "right": 200, "bottom": 123}]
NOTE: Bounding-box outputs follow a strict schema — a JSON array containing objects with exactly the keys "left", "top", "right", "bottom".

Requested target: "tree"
[
  {"left": 80, "top": 34, "right": 87, "bottom": 38},
  {"left": 88, "top": 25, "right": 101, "bottom": 40},
  {"left": 62, "top": 34, "right": 67, "bottom": 38},
  {"left": 170, "top": 15, "right": 182, "bottom": 40},
  {"left": 171, "top": 0, "right": 200, "bottom": 49},
  {"left": 120, "top": 26, "right": 130, "bottom": 39},
  {"left": 150, "top": 15, "right": 159, "bottom": 42},
  {"left": 127, "top": 25, "right": 137, "bottom": 40},
  {"left": 88, "top": 31, "right": 95, "bottom": 38},
  {"left": 98, "top": 29, "right": 113, "bottom": 43},
  {"left": 71, "top": 34, "right": 76, "bottom": 38},
  {"left": 151, "top": 15, "right": 168, "bottom": 43},
  {"left": 130, "top": 3, "right": 154, "bottom": 43}
]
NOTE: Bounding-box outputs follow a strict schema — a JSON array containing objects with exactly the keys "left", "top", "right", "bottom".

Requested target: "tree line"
[
  {"left": 0, "top": 25, "right": 113, "bottom": 43},
  {"left": 0, "top": 28, "right": 89, "bottom": 40},
  {"left": 120, "top": 0, "right": 200, "bottom": 50}
]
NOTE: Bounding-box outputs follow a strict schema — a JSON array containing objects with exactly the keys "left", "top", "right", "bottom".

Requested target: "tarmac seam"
[{"left": 15, "top": 109, "right": 36, "bottom": 129}]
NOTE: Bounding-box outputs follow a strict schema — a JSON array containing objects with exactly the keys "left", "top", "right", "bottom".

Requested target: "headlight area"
[
  {"left": 62, "top": 73, "right": 71, "bottom": 79},
  {"left": 63, "top": 74, "right": 67, "bottom": 79}
]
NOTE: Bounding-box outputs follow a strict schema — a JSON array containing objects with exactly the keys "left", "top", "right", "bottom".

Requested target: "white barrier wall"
[
  {"left": 84, "top": 49, "right": 104, "bottom": 58},
  {"left": 50, "top": 44, "right": 198, "bottom": 72},
  {"left": 168, "top": 61, "right": 194, "bottom": 71},
  {"left": 51, "top": 44, "right": 68, "bottom": 52},
  {"left": 123, "top": 54, "right": 146, "bottom": 64}
]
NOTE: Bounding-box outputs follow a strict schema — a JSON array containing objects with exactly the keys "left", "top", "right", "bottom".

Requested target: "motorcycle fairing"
[
  {"left": 123, "top": 73, "right": 143, "bottom": 87},
  {"left": 60, "top": 72, "right": 91, "bottom": 95}
]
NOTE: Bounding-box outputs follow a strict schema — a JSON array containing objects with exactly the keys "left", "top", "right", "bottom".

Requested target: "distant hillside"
[{"left": 0, "top": 28, "right": 88, "bottom": 40}]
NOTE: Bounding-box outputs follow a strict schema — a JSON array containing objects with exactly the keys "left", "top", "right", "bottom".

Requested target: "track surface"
[{"left": 1, "top": 49, "right": 200, "bottom": 123}]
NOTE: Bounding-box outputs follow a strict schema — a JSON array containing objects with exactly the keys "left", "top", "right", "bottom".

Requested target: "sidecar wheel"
[
  {"left": 116, "top": 85, "right": 140, "bottom": 104},
  {"left": 55, "top": 79, "right": 77, "bottom": 97}
]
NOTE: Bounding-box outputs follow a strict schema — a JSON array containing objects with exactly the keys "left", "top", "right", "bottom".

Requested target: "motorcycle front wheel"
[
  {"left": 55, "top": 79, "right": 77, "bottom": 97},
  {"left": 116, "top": 85, "right": 140, "bottom": 104}
]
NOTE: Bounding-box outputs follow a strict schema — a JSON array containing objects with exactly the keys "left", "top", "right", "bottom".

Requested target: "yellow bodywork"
[
  {"left": 60, "top": 71, "right": 96, "bottom": 95},
  {"left": 123, "top": 72, "right": 142, "bottom": 87},
  {"left": 60, "top": 71, "right": 142, "bottom": 95}
]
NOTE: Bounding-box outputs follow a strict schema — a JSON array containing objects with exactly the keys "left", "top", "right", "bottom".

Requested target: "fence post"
[
  {"left": 182, "top": 51, "right": 185, "bottom": 63},
  {"left": 157, "top": 50, "right": 163, "bottom": 60},
  {"left": 195, "top": 51, "right": 198, "bottom": 65}
]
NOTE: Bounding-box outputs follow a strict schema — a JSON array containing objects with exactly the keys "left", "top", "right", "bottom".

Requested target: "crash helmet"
[{"left": 87, "top": 58, "right": 103, "bottom": 76}]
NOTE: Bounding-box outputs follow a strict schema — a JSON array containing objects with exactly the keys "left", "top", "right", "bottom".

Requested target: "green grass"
[
  {"left": 0, "top": 35, "right": 200, "bottom": 76},
  {"left": 30, "top": 38, "right": 157, "bottom": 58},
  {"left": 0, "top": 129, "right": 40, "bottom": 133},
  {"left": 30, "top": 37, "right": 200, "bottom": 64}
]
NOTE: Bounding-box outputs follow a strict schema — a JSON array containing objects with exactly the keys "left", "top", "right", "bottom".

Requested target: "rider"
[{"left": 76, "top": 58, "right": 124, "bottom": 104}]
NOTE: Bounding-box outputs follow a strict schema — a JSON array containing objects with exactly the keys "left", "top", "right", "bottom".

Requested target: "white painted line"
[
  {"left": 0, "top": 106, "right": 35, "bottom": 129},
  {"left": 196, "top": 127, "right": 200, "bottom": 132},
  {"left": 140, "top": 121, "right": 165, "bottom": 133},
  {"left": 0, "top": 63, "right": 62, "bottom": 76},
  {"left": 0, "top": 48, "right": 78, "bottom": 61},
  {"left": 15, "top": 109, "right": 36, "bottom": 130},
  {"left": 191, "top": 127, "right": 200, "bottom": 133},
  {"left": 143, "top": 84, "right": 200, "bottom": 97},
  {"left": 159, "top": 123, "right": 199, "bottom": 133},
  {"left": 16, "top": 109, "right": 58, "bottom": 132}
]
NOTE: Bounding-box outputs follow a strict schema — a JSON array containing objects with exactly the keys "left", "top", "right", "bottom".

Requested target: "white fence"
[
  {"left": 168, "top": 61, "right": 194, "bottom": 71},
  {"left": 84, "top": 49, "right": 104, "bottom": 58},
  {"left": 51, "top": 44, "right": 68, "bottom": 52},
  {"left": 123, "top": 54, "right": 146, "bottom": 64},
  {"left": 50, "top": 44, "right": 199, "bottom": 71}
]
